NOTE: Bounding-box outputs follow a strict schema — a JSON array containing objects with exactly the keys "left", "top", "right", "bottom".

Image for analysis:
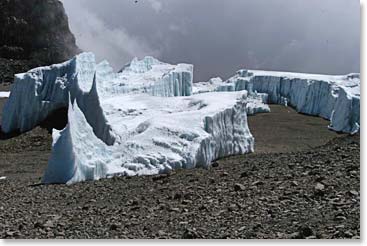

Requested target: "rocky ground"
[{"left": 0, "top": 99, "right": 360, "bottom": 239}]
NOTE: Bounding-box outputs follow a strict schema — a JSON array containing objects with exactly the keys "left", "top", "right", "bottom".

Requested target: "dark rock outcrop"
[{"left": 0, "top": 0, "right": 79, "bottom": 83}]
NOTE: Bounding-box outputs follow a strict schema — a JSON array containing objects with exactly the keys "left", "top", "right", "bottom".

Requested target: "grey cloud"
[{"left": 61, "top": 0, "right": 360, "bottom": 81}]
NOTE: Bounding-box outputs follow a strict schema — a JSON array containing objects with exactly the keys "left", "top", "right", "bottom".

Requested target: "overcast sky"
[{"left": 62, "top": 0, "right": 360, "bottom": 82}]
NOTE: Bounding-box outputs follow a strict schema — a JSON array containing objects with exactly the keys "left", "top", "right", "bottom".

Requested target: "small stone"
[
  {"left": 130, "top": 206, "right": 140, "bottom": 211},
  {"left": 315, "top": 182, "right": 325, "bottom": 190},
  {"left": 5, "top": 231, "right": 15, "bottom": 237},
  {"left": 34, "top": 221, "right": 43, "bottom": 229},
  {"left": 240, "top": 172, "right": 248, "bottom": 178},
  {"left": 208, "top": 177, "right": 215, "bottom": 184},
  {"left": 252, "top": 223, "right": 262, "bottom": 230},
  {"left": 349, "top": 190, "right": 359, "bottom": 196},
  {"left": 251, "top": 181, "right": 264, "bottom": 186},
  {"left": 173, "top": 193, "right": 182, "bottom": 200},
  {"left": 158, "top": 230, "right": 166, "bottom": 236},
  {"left": 129, "top": 200, "right": 139, "bottom": 206},
  {"left": 152, "top": 174, "right": 168, "bottom": 181},
  {"left": 56, "top": 231, "right": 65, "bottom": 237},
  {"left": 221, "top": 172, "right": 229, "bottom": 177},
  {"left": 349, "top": 170, "right": 358, "bottom": 176},
  {"left": 169, "top": 207, "right": 180, "bottom": 212},
  {"left": 305, "top": 236, "right": 317, "bottom": 239},
  {"left": 299, "top": 225, "right": 313, "bottom": 238},
  {"left": 238, "top": 226, "right": 246, "bottom": 231},
  {"left": 288, "top": 163, "right": 295, "bottom": 169},
  {"left": 291, "top": 181, "right": 299, "bottom": 187},
  {"left": 182, "top": 228, "right": 201, "bottom": 239},
  {"left": 182, "top": 200, "right": 192, "bottom": 205},
  {"left": 335, "top": 216, "right": 347, "bottom": 221},
  {"left": 289, "top": 232, "right": 301, "bottom": 239},
  {"left": 234, "top": 183, "right": 246, "bottom": 191},
  {"left": 228, "top": 204, "right": 237, "bottom": 212},
  {"left": 44, "top": 220, "right": 55, "bottom": 228},
  {"left": 335, "top": 171, "right": 343, "bottom": 177},
  {"left": 315, "top": 176, "right": 325, "bottom": 182},
  {"left": 110, "top": 224, "right": 119, "bottom": 230},
  {"left": 314, "top": 182, "right": 325, "bottom": 195},
  {"left": 211, "top": 162, "right": 219, "bottom": 168},
  {"left": 343, "top": 230, "right": 354, "bottom": 238}
]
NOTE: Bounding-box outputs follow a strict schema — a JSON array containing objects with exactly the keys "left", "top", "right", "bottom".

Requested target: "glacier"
[
  {"left": 193, "top": 70, "right": 360, "bottom": 134},
  {"left": 43, "top": 90, "right": 262, "bottom": 184},
  {"left": 2, "top": 52, "right": 265, "bottom": 184},
  {"left": 1, "top": 51, "right": 360, "bottom": 184}
]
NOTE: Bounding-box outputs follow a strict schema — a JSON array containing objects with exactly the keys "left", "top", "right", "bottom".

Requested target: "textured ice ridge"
[
  {"left": 2, "top": 53, "right": 194, "bottom": 134},
  {"left": 194, "top": 70, "right": 360, "bottom": 133},
  {"left": 43, "top": 90, "right": 259, "bottom": 184}
]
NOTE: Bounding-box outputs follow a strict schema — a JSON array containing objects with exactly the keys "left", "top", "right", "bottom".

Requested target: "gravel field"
[{"left": 0, "top": 97, "right": 360, "bottom": 239}]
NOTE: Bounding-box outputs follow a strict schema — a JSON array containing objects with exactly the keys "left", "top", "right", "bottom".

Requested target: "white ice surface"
[
  {"left": 43, "top": 90, "right": 262, "bottom": 184},
  {"left": 0, "top": 92, "right": 10, "bottom": 98}
]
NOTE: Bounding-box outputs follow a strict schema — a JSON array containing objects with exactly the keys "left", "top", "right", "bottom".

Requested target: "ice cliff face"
[
  {"left": 193, "top": 70, "right": 360, "bottom": 134},
  {"left": 1, "top": 53, "right": 194, "bottom": 134}
]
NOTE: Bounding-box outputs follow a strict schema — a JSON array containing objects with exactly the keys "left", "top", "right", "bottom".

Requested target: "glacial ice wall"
[
  {"left": 247, "top": 71, "right": 360, "bottom": 133},
  {"left": 43, "top": 91, "right": 262, "bottom": 184},
  {"left": 194, "top": 70, "right": 360, "bottom": 134},
  {"left": 1, "top": 52, "right": 96, "bottom": 133},
  {"left": 1, "top": 53, "right": 194, "bottom": 134}
]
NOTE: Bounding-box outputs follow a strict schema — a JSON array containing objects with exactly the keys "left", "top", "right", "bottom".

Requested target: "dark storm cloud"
[{"left": 62, "top": 0, "right": 360, "bottom": 81}]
